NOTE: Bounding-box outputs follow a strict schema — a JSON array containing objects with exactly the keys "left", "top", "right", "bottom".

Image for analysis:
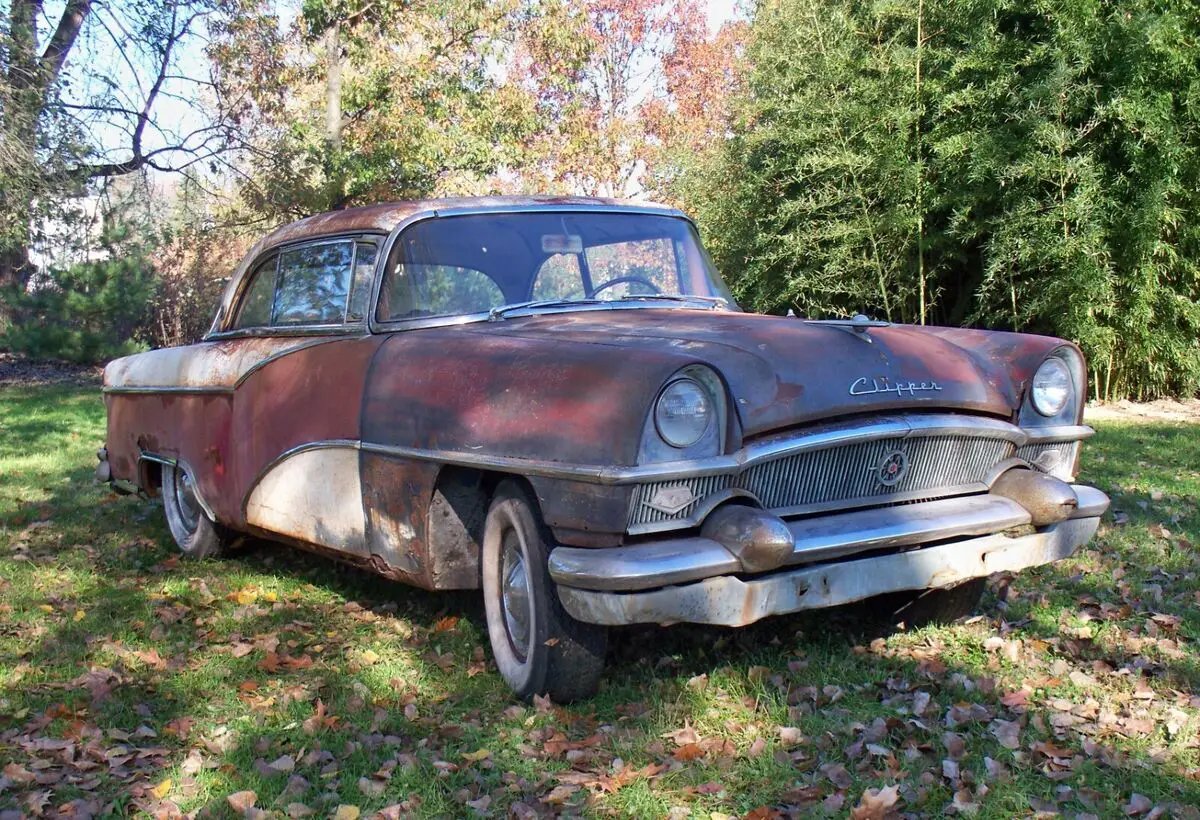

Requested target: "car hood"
[{"left": 478, "top": 308, "right": 1055, "bottom": 438}]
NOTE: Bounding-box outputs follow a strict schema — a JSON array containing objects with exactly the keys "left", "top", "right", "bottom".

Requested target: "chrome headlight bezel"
[
  {"left": 638, "top": 366, "right": 727, "bottom": 464},
  {"left": 1019, "top": 346, "right": 1086, "bottom": 427}
]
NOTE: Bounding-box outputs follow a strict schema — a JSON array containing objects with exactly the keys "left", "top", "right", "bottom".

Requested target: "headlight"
[
  {"left": 1031, "top": 357, "right": 1072, "bottom": 417},
  {"left": 655, "top": 379, "right": 711, "bottom": 448}
]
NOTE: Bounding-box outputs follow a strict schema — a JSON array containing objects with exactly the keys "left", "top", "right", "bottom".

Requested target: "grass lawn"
[{"left": 1, "top": 384, "right": 1199, "bottom": 819}]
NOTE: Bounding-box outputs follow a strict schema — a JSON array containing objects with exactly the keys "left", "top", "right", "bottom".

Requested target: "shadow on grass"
[{"left": 4, "top": 402, "right": 1200, "bottom": 816}]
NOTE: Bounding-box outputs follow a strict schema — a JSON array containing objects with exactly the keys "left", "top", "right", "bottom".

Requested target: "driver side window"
[{"left": 532, "top": 254, "right": 586, "bottom": 300}]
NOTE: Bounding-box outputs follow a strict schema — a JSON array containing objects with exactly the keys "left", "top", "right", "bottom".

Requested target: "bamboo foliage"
[{"left": 672, "top": 0, "right": 1200, "bottom": 400}]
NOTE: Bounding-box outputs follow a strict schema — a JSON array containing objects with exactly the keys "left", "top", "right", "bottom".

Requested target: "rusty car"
[{"left": 98, "top": 196, "right": 1110, "bottom": 700}]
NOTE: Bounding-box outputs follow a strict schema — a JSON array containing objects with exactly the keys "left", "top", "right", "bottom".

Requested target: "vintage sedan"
[{"left": 99, "top": 196, "right": 1110, "bottom": 701}]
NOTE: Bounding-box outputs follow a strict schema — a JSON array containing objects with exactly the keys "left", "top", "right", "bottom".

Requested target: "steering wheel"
[{"left": 589, "top": 275, "right": 662, "bottom": 298}]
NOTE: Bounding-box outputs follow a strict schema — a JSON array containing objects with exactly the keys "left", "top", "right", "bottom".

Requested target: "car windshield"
[{"left": 377, "top": 211, "right": 737, "bottom": 323}]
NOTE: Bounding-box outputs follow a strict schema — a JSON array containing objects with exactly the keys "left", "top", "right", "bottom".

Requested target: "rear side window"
[
  {"left": 234, "top": 255, "right": 278, "bottom": 329},
  {"left": 273, "top": 242, "right": 354, "bottom": 326}
]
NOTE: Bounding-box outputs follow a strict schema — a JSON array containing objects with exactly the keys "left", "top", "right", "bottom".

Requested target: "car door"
[{"left": 222, "top": 237, "right": 388, "bottom": 554}]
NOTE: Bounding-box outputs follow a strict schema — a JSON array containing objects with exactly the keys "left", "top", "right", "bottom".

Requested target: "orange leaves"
[
  {"left": 257, "top": 651, "right": 313, "bottom": 673},
  {"left": 553, "top": 762, "right": 666, "bottom": 796},
  {"left": 849, "top": 785, "right": 900, "bottom": 820},
  {"left": 672, "top": 743, "right": 705, "bottom": 762},
  {"left": 432, "top": 615, "right": 459, "bottom": 632},
  {"left": 302, "top": 699, "right": 340, "bottom": 734}
]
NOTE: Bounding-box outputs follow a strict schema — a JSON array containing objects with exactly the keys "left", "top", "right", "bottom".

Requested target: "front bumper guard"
[{"left": 549, "top": 482, "right": 1109, "bottom": 627}]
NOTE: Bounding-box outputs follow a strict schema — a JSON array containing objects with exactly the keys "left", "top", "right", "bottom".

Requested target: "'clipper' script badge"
[{"left": 849, "top": 376, "right": 943, "bottom": 397}]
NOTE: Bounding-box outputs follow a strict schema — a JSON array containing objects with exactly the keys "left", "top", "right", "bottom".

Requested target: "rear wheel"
[
  {"left": 481, "top": 480, "right": 607, "bottom": 702},
  {"left": 882, "top": 578, "right": 987, "bottom": 629},
  {"left": 161, "top": 462, "right": 233, "bottom": 559}
]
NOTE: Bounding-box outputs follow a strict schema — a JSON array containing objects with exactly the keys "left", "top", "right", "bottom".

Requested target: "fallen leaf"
[
  {"left": 777, "top": 726, "right": 805, "bottom": 746},
  {"left": 150, "top": 779, "right": 172, "bottom": 799},
  {"left": 662, "top": 725, "right": 700, "bottom": 746},
  {"left": 1124, "top": 793, "right": 1152, "bottom": 816},
  {"left": 333, "top": 806, "right": 360, "bottom": 820},
  {"left": 227, "top": 791, "right": 257, "bottom": 813},
  {"left": 542, "top": 784, "right": 580, "bottom": 804},
  {"left": 850, "top": 784, "right": 899, "bottom": 819},
  {"left": 433, "top": 615, "right": 459, "bottom": 632},
  {"left": 358, "top": 777, "right": 385, "bottom": 797},
  {"left": 989, "top": 719, "right": 1021, "bottom": 750}
]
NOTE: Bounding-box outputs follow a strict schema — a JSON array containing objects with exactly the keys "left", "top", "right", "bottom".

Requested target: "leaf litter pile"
[{"left": 2, "top": 387, "right": 1200, "bottom": 818}]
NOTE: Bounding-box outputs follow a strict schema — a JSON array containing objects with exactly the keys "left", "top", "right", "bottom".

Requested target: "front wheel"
[
  {"left": 161, "top": 462, "right": 233, "bottom": 558},
  {"left": 481, "top": 480, "right": 607, "bottom": 702}
]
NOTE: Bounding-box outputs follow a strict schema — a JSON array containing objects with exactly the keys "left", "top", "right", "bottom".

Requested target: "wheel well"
[
  {"left": 425, "top": 469, "right": 545, "bottom": 590},
  {"left": 137, "top": 458, "right": 163, "bottom": 497}
]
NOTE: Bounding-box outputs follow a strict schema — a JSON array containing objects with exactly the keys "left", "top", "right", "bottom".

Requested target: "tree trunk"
[
  {"left": 0, "top": 0, "right": 93, "bottom": 300},
  {"left": 324, "top": 22, "right": 345, "bottom": 210}
]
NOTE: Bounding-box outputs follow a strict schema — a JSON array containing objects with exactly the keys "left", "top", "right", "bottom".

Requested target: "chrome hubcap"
[
  {"left": 175, "top": 467, "right": 201, "bottom": 532},
  {"left": 501, "top": 532, "right": 531, "bottom": 660}
]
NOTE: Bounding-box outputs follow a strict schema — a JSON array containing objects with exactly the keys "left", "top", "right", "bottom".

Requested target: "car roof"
[
  {"left": 255, "top": 195, "right": 684, "bottom": 252},
  {"left": 209, "top": 195, "right": 688, "bottom": 336}
]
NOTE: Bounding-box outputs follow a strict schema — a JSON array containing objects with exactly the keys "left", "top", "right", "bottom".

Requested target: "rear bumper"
[{"left": 550, "top": 483, "right": 1109, "bottom": 627}]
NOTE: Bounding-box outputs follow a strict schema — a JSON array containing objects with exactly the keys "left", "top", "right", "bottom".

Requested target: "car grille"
[
  {"left": 628, "top": 433, "right": 1017, "bottom": 533},
  {"left": 1015, "top": 440, "right": 1079, "bottom": 481}
]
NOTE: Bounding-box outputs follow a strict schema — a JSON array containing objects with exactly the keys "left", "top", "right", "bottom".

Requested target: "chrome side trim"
[
  {"left": 139, "top": 451, "right": 178, "bottom": 467},
  {"left": 244, "top": 443, "right": 367, "bottom": 553},
  {"left": 232, "top": 337, "right": 361, "bottom": 388},
  {"left": 241, "top": 439, "right": 361, "bottom": 518},
  {"left": 358, "top": 441, "right": 605, "bottom": 481},
  {"left": 334, "top": 416, "right": 1091, "bottom": 489},
  {"left": 557, "top": 516, "right": 1103, "bottom": 627},
  {"left": 1022, "top": 425, "right": 1094, "bottom": 444},
  {"left": 104, "top": 385, "right": 234, "bottom": 396},
  {"left": 138, "top": 453, "right": 217, "bottom": 522}
]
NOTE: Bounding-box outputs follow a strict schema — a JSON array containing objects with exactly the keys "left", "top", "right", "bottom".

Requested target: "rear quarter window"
[{"left": 273, "top": 242, "right": 354, "bottom": 326}]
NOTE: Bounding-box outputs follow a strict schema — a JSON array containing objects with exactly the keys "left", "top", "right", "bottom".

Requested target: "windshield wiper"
[
  {"left": 487, "top": 294, "right": 729, "bottom": 321},
  {"left": 487, "top": 299, "right": 604, "bottom": 321},
  {"left": 616, "top": 294, "right": 729, "bottom": 310}
]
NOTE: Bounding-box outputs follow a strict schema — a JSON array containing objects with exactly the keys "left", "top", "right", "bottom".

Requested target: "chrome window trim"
[
  {"left": 366, "top": 204, "right": 700, "bottom": 335},
  {"left": 206, "top": 232, "right": 387, "bottom": 339},
  {"left": 206, "top": 325, "right": 366, "bottom": 341}
]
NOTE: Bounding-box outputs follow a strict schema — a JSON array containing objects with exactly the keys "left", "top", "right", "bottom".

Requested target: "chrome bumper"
[{"left": 550, "top": 483, "right": 1109, "bottom": 627}]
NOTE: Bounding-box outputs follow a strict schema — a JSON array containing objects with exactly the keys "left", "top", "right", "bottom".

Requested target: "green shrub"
[{"left": 3, "top": 225, "right": 156, "bottom": 364}]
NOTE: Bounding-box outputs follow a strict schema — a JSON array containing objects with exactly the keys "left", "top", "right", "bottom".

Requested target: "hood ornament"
[
  {"left": 850, "top": 376, "right": 944, "bottom": 397},
  {"left": 807, "top": 314, "right": 890, "bottom": 343}
]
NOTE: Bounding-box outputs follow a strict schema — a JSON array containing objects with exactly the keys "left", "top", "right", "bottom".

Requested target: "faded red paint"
[{"left": 102, "top": 196, "right": 1084, "bottom": 590}]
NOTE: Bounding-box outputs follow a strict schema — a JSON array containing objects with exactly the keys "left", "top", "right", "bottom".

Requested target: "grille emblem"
[
  {"left": 875, "top": 450, "right": 909, "bottom": 486},
  {"left": 644, "top": 485, "right": 698, "bottom": 515}
]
